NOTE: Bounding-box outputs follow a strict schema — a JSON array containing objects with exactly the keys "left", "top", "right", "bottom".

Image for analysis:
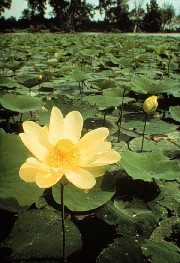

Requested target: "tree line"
[{"left": 0, "top": 0, "right": 179, "bottom": 32}]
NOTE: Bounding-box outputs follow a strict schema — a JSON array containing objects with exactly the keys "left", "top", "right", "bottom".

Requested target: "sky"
[{"left": 2, "top": 0, "right": 180, "bottom": 20}]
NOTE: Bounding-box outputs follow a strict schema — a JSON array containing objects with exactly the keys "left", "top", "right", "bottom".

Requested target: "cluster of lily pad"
[{"left": 0, "top": 33, "right": 179, "bottom": 262}]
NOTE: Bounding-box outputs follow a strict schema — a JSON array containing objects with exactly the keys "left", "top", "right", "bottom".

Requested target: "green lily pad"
[
  {"left": 0, "top": 76, "right": 16, "bottom": 89},
  {"left": 148, "top": 181, "right": 180, "bottom": 214},
  {"left": 81, "top": 48, "right": 98, "bottom": 57},
  {"left": 121, "top": 150, "right": 180, "bottom": 182},
  {"left": 96, "top": 197, "right": 157, "bottom": 237},
  {"left": 1, "top": 94, "right": 42, "bottom": 113},
  {"left": 4, "top": 209, "right": 82, "bottom": 261},
  {"left": 97, "top": 236, "right": 145, "bottom": 263},
  {"left": 150, "top": 216, "right": 180, "bottom": 242},
  {"left": 131, "top": 76, "right": 157, "bottom": 94},
  {"left": 129, "top": 137, "right": 156, "bottom": 152},
  {"left": 103, "top": 87, "right": 129, "bottom": 97},
  {"left": 141, "top": 240, "right": 180, "bottom": 263},
  {"left": 93, "top": 80, "right": 116, "bottom": 90},
  {"left": 83, "top": 95, "right": 121, "bottom": 110},
  {"left": 169, "top": 106, "right": 180, "bottom": 122},
  {"left": 129, "top": 136, "right": 180, "bottom": 157},
  {"left": 5, "top": 61, "right": 25, "bottom": 72},
  {"left": 0, "top": 129, "right": 43, "bottom": 212},
  {"left": 83, "top": 95, "right": 133, "bottom": 110},
  {"left": 123, "top": 114, "right": 177, "bottom": 135},
  {"left": 52, "top": 174, "right": 116, "bottom": 212},
  {"left": 70, "top": 70, "right": 89, "bottom": 82},
  {"left": 36, "top": 94, "right": 98, "bottom": 125},
  {"left": 155, "top": 139, "right": 180, "bottom": 159}
]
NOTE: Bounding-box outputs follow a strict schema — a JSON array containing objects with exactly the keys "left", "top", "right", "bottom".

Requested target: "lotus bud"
[
  {"left": 143, "top": 95, "right": 158, "bottom": 114},
  {"left": 38, "top": 74, "right": 43, "bottom": 80}
]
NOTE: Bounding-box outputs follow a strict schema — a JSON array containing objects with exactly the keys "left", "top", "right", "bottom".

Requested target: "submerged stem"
[
  {"left": 61, "top": 183, "right": 66, "bottom": 263},
  {"left": 141, "top": 113, "right": 148, "bottom": 152}
]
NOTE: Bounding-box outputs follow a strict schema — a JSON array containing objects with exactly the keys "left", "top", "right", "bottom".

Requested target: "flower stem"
[
  {"left": 117, "top": 89, "right": 126, "bottom": 143},
  {"left": 140, "top": 113, "right": 148, "bottom": 152},
  {"left": 103, "top": 109, "right": 106, "bottom": 126},
  {"left": 61, "top": 183, "right": 66, "bottom": 263}
]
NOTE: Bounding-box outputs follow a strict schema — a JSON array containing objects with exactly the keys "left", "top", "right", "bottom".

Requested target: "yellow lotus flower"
[
  {"left": 19, "top": 106, "right": 121, "bottom": 190},
  {"left": 143, "top": 95, "right": 158, "bottom": 114}
]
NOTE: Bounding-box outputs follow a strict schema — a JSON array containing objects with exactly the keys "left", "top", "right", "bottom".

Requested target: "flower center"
[{"left": 46, "top": 139, "right": 80, "bottom": 169}]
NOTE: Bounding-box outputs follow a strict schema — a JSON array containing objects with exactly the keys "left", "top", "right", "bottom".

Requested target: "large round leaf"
[
  {"left": 0, "top": 129, "right": 43, "bottom": 212},
  {"left": 83, "top": 95, "right": 134, "bottom": 110},
  {"left": 52, "top": 174, "right": 116, "bottom": 212},
  {"left": 1, "top": 94, "right": 42, "bottom": 113},
  {"left": 0, "top": 76, "right": 16, "bottom": 89},
  {"left": 129, "top": 137, "right": 180, "bottom": 158},
  {"left": 97, "top": 236, "right": 145, "bottom": 263},
  {"left": 70, "top": 70, "right": 89, "bottom": 82},
  {"left": 169, "top": 106, "right": 180, "bottom": 122},
  {"left": 4, "top": 209, "right": 82, "bottom": 261},
  {"left": 141, "top": 240, "right": 180, "bottom": 263},
  {"left": 121, "top": 150, "right": 180, "bottom": 182},
  {"left": 123, "top": 114, "right": 177, "bottom": 135},
  {"left": 150, "top": 216, "right": 179, "bottom": 242}
]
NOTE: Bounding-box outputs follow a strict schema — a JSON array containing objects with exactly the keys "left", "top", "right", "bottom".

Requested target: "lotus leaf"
[
  {"left": 0, "top": 129, "right": 43, "bottom": 212},
  {"left": 1, "top": 94, "right": 42, "bottom": 113}
]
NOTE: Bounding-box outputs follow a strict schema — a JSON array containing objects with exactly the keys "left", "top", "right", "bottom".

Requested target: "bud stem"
[{"left": 141, "top": 113, "right": 148, "bottom": 152}]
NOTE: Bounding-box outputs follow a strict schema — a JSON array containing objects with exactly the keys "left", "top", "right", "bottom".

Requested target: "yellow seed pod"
[{"left": 143, "top": 95, "right": 158, "bottom": 114}]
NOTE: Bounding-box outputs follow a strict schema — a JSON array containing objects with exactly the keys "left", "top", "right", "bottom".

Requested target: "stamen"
[{"left": 45, "top": 139, "right": 80, "bottom": 169}]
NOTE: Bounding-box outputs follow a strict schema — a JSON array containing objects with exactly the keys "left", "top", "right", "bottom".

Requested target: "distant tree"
[
  {"left": 70, "top": 0, "right": 94, "bottom": 30},
  {"left": 0, "top": 0, "right": 12, "bottom": 16},
  {"left": 49, "top": 0, "right": 93, "bottom": 31},
  {"left": 130, "top": 0, "right": 145, "bottom": 32},
  {"left": 98, "top": 0, "right": 115, "bottom": 16},
  {"left": 21, "top": 9, "right": 31, "bottom": 20},
  {"left": 106, "top": 0, "right": 132, "bottom": 31},
  {"left": 6, "top": 15, "right": 16, "bottom": 28},
  {"left": 26, "top": 0, "right": 47, "bottom": 24},
  {"left": 161, "top": 3, "right": 175, "bottom": 31},
  {"left": 48, "top": 0, "right": 69, "bottom": 28},
  {"left": 143, "top": 0, "right": 162, "bottom": 32}
]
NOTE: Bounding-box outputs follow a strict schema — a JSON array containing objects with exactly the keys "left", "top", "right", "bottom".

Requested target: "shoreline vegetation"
[{"left": 1, "top": 0, "right": 180, "bottom": 34}]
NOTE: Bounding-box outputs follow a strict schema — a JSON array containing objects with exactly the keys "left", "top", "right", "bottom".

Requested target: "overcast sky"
[{"left": 3, "top": 0, "right": 180, "bottom": 19}]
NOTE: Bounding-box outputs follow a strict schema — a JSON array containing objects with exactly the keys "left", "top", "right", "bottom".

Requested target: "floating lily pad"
[
  {"left": 70, "top": 70, "right": 89, "bottom": 82},
  {"left": 123, "top": 114, "right": 177, "bottom": 135},
  {"left": 148, "top": 182, "right": 180, "bottom": 215},
  {"left": 96, "top": 197, "right": 157, "bottom": 237},
  {"left": 83, "top": 95, "right": 122, "bottom": 110},
  {"left": 150, "top": 216, "right": 180, "bottom": 242},
  {"left": 129, "top": 136, "right": 180, "bottom": 158},
  {"left": 97, "top": 236, "right": 145, "bottom": 263},
  {"left": 141, "top": 240, "right": 180, "bottom": 263},
  {"left": 4, "top": 209, "right": 82, "bottom": 261},
  {"left": 121, "top": 150, "right": 180, "bottom": 182},
  {"left": 103, "top": 87, "right": 128, "bottom": 97},
  {"left": 16, "top": 76, "right": 43, "bottom": 89},
  {"left": 36, "top": 94, "right": 98, "bottom": 125},
  {"left": 129, "top": 137, "right": 156, "bottom": 152},
  {"left": 131, "top": 76, "right": 157, "bottom": 94},
  {"left": 93, "top": 80, "right": 116, "bottom": 90},
  {"left": 1, "top": 94, "right": 42, "bottom": 113},
  {"left": 169, "top": 106, "right": 180, "bottom": 122},
  {"left": 0, "top": 129, "right": 43, "bottom": 212},
  {"left": 52, "top": 174, "right": 116, "bottom": 212},
  {"left": 81, "top": 48, "right": 98, "bottom": 57},
  {"left": 0, "top": 76, "right": 16, "bottom": 89}
]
